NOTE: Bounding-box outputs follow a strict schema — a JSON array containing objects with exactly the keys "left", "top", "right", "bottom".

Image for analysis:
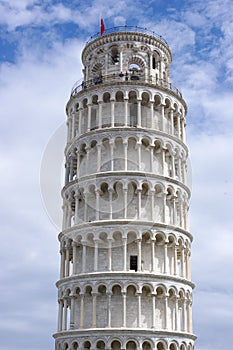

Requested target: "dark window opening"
[
  {"left": 152, "top": 57, "right": 156, "bottom": 69},
  {"left": 130, "top": 255, "right": 138, "bottom": 271}
]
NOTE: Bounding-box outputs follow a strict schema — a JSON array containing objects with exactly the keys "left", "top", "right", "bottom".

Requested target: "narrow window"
[
  {"left": 152, "top": 56, "right": 156, "bottom": 69},
  {"left": 130, "top": 255, "right": 138, "bottom": 271}
]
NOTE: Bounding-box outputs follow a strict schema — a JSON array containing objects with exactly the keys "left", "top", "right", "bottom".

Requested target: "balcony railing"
[
  {"left": 86, "top": 25, "right": 168, "bottom": 45},
  {"left": 70, "top": 73, "right": 183, "bottom": 99}
]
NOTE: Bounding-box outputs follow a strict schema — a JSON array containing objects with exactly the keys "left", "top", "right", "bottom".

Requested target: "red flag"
[{"left": 100, "top": 18, "right": 105, "bottom": 35}]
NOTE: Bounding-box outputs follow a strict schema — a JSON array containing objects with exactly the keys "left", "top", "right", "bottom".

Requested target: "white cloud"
[{"left": 0, "top": 37, "right": 85, "bottom": 350}]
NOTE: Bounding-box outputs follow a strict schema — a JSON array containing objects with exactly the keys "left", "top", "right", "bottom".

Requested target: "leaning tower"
[{"left": 54, "top": 27, "right": 196, "bottom": 350}]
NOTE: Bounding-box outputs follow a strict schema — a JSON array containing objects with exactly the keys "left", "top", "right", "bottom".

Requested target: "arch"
[
  {"left": 103, "top": 92, "right": 111, "bottom": 103},
  {"left": 126, "top": 340, "right": 138, "bottom": 350},
  {"left": 83, "top": 341, "right": 91, "bottom": 350},
  {"left": 115, "top": 90, "right": 124, "bottom": 102},
  {"left": 111, "top": 340, "right": 122, "bottom": 350},
  {"left": 71, "top": 341, "right": 78, "bottom": 350},
  {"left": 142, "top": 341, "right": 153, "bottom": 350},
  {"left": 110, "top": 45, "right": 120, "bottom": 64},
  {"left": 169, "top": 343, "right": 178, "bottom": 350},
  {"left": 156, "top": 341, "right": 166, "bottom": 350},
  {"left": 141, "top": 91, "right": 151, "bottom": 105},
  {"left": 92, "top": 94, "right": 98, "bottom": 104},
  {"left": 96, "top": 340, "right": 106, "bottom": 350},
  {"left": 63, "top": 342, "right": 69, "bottom": 350}
]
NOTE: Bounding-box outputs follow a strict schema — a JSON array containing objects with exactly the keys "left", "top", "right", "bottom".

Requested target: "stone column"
[
  {"left": 150, "top": 102, "right": 154, "bottom": 128},
  {"left": 162, "top": 192, "right": 166, "bottom": 223},
  {"left": 179, "top": 197, "right": 184, "bottom": 228},
  {"left": 160, "top": 104, "right": 165, "bottom": 131},
  {"left": 119, "top": 49, "right": 123, "bottom": 72},
  {"left": 150, "top": 190, "right": 155, "bottom": 221},
  {"left": 124, "top": 99, "right": 128, "bottom": 126},
  {"left": 95, "top": 189, "right": 100, "bottom": 220},
  {"left": 150, "top": 146, "right": 154, "bottom": 172},
  {"left": 123, "top": 187, "right": 128, "bottom": 219},
  {"left": 60, "top": 248, "right": 65, "bottom": 279},
  {"left": 87, "top": 104, "right": 91, "bottom": 131},
  {"left": 70, "top": 294, "right": 76, "bottom": 329},
  {"left": 137, "top": 292, "right": 142, "bottom": 327},
  {"left": 163, "top": 242, "right": 168, "bottom": 274},
  {"left": 108, "top": 239, "right": 112, "bottom": 272},
  {"left": 172, "top": 196, "right": 177, "bottom": 225},
  {"left": 187, "top": 300, "right": 193, "bottom": 332},
  {"left": 152, "top": 293, "right": 156, "bottom": 328},
  {"left": 83, "top": 191, "right": 87, "bottom": 222},
  {"left": 149, "top": 52, "right": 153, "bottom": 76},
  {"left": 151, "top": 189, "right": 155, "bottom": 222},
  {"left": 182, "top": 299, "right": 187, "bottom": 332},
  {"left": 151, "top": 238, "right": 155, "bottom": 273},
  {"left": 92, "top": 292, "right": 97, "bottom": 328},
  {"left": 122, "top": 291, "right": 126, "bottom": 327},
  {"left": 137, "top": 189, "right": 142, "bottom": 220},
  {"left": 137, "top": 141, "right": 142, "bottom": 171},
  {"left": 80, "top": 294, "right": 84, "bottom": 328},
  {"left": 63, "top": 298, "right": 68, "bottom": 330},
  {"left": 161, "top": 148, "right": 166, "bottom": 174},
  {"left": 67, "top": 201, "right": 72, "bottom": 228},
  {"left": 76, "top": 150, "right": 80, "bottom": 179},
  {"left": 170, "top": 108, "right": 174, "bottom": 135},
  {"left": 123, "top": 139, "right": 128, "bottom": 171},
  {"left": 181, "top": 246, "right": 185, "bottom": 278},
  {"left": 182, "top": 159, "right": 187, "bottom": 185},
  {"left": 82, "top": 241, "right": 87, "bottom": 273},
  {"left": 177, "top": 113, "right": 181, "bottom": 139},
  {"left": 177, "top": 155, "right": 182, "bottom": 181},
  {"left": 137, "top": 100, "right": 141, "bottom": 127},
  {"left": 74, "top": 192, "right": 79, "bottom": 225},
  {"left": 97, "top": 143, "right": 102, "bottom": 172},
  {"left": 98, "top": 101, "right": 103, "bottom": 128},
  {"left": 65, "top": 162, "right": 70, "bottom": 185},
  {"left": 71, "top": 112, "right": 76, "bottom": 139},
  {"left": 164, "top": 295, "right": 168, "bottom": 329},
  {"left": 174, "top": 245, "right": 178, "bottom": 276},
  {"left": 186, "top": 249, "right": 191, "bottom": 280},
  {"left": 181, "top": 116, "right": 186, "bottom": 143},
  {"left": 137, "top": 239, "right": 142, "bottom": 272},
  {"left": 171, "top": 152, "right": 175, "bottom": 178},
  {"left": 65, "top": 244, "right": 70, "bottom": 277},
  {"left": 109, "top": 189, "right": 113, "bottom": 220},
  {"left": 72, "top": 241, "right": 77, "bottom": 275},
  {"left": 78, "top": 108, "right": 82, "bottom": 135},
  {"left": 107, "top": 292, "right": 112, "bottom": 327},
  {"left": 111, "top": 100, "right": 115, "bottom": 127},
  {"left": 110, "top": 140, "right": 114, "bottom": 172},
  {"left": 58, "top": 299, "right": 63, "bottom": 331},
  {"left": 85, "top": 146, "right": 90, "bottom": 175},
  {"left": 123, "top": 237, "right": 127, "bottom": 271},
  {"left": 175, "top": 296, "right": 179, "bottom": 331},
  {"left": 94, "top": 240, "right": 99, "bottom": 272}
]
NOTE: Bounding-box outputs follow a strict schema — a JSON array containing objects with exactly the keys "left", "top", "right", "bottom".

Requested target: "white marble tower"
[{"left": 54, "top": 27, "right": 196, "bottom": 350}]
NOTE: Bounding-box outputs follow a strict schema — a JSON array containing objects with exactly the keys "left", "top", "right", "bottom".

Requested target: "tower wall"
[{"left": 54, "top": 28, "right": 196, "bottom": 350}]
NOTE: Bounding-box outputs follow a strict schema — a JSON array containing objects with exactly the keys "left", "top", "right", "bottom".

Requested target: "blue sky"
[{"left": 0, "top": 1, "right": 233, "bottom": 349}]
